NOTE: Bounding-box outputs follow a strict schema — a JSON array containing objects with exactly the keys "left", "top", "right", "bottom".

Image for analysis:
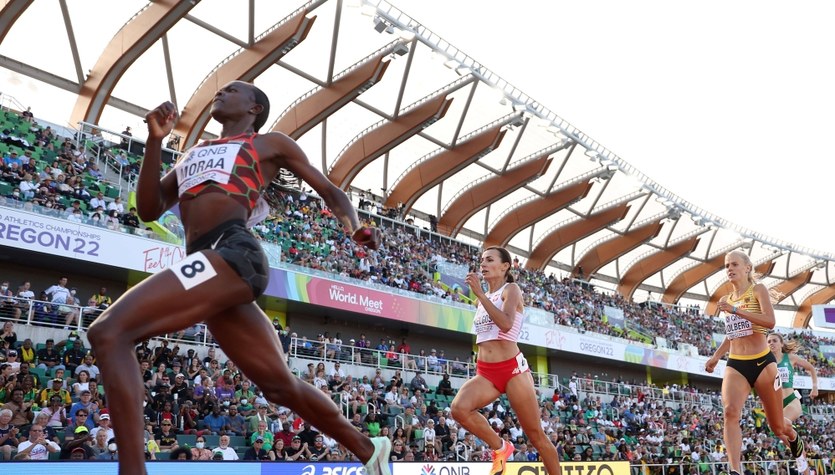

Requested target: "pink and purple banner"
[{"left": 265, "top": 268, "right": 475, "bottom": 333}]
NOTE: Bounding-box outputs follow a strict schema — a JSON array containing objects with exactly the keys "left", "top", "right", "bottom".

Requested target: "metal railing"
[
  {"left": 0, "top": 297, "right": 210, "bottom": 346},
  {"left": 287, "top": 336, "right": 476, "bottom": 378},
  {"left": 571, "top": 376, "right": 721, "bottom": 410},
  {"left": 0, "top": 199, "right": 177, "bottom": 242}
]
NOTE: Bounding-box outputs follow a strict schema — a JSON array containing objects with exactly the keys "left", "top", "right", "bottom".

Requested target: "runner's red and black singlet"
[{"left": 175, "top": 133, "right": 266, "bottom": 213}]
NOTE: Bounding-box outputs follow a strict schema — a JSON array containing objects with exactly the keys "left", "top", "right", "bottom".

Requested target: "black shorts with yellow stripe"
[{"left": 726, "top": 348, "right": 777, "bottom": 387}]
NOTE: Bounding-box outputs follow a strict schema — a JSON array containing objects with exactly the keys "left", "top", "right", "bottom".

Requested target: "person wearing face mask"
[
  {"left": 190, "top": 435, "right": 214, "bottom": 460},
  {"left": 9, "top": 188, "right": 23, "bottom": 202},
  {"left": 0, "top": 283, "right": 19, "bottom": 321},
  {"left": 67, "top": 209, "right": 84, "bottom": 223},
  {"left": 89, "top": 212, "right": 105, "bottom": 227}
]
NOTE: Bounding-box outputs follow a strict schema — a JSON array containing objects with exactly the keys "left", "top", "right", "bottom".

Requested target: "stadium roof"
[{"left": 1, "top": 0, "right": 833, "bottom": 327}]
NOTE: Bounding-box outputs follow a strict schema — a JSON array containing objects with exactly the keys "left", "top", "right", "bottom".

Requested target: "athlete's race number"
[{"left": 172, "top": 252, "right": 218, "bottom": 290}]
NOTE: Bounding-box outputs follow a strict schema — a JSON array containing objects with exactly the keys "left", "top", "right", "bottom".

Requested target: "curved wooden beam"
[
  {"left": 383, "top": 124, "right": 506, "bottom": 215},
  {"left": 327, "top": 95, "right": 453, "bottom": 189},
  {"left": 69, "top": 0, "right": 199, "bottom": 126},
  {"left": 661, "top": 252, "right": 733, "bottom": 305},
  {"left": 273, "top": 50, "right": 391, "bottom": 140},
  {"left": 773, "top": 269, "right": 814, "bottom": 304},
  {"left": 705, "top": 260, "right": 775, "bottom": 315},
  {"left": 482, "top": 181, "right": 593, "bottom": 249},
  {"left": 617, "top": 236, "right": 701, "bottom": 300},
  {"left": 572, "top": 219, "right": 665, "bottom": 279},
  {"left": 793, "top": 284, "right": 835, "bottom": 328},
  {"left": 174, "top": 11, "right": 316, "bottom": 148},
  {"left": 0, "top": 0, "right": 32, "bottom": 46},
  {"left": 525, "top": 203, "right": 631, "bottom": 271},
  {"left": 434, "top": 156, "right": 552, "bottom": 237}
]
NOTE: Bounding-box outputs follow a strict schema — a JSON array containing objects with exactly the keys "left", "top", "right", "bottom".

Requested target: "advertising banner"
[
  {"left": 506, "top": 461, "right": 630, "bottom": 475},
  {"left": 0, "top": 206, "right": 186, "bottom": 273},
  {"left": 603, "top": 305, "right": 625, "bottom": 328},
  {"left": 265, "top": 269, "right": 476, "bottom": 333},
  {"left": 517, "top": 322, "right": 726, "bottom": 379},
  {"left": 812, "top": 305, "right": 835, "bottom": 330},
  {"left": 393, "top": 462, "right": 483, "bottom": 475},
  {"left": 3, "top": 462, "right": 261, "bottom": 475},
  {"left": 262, "top": 462, "right": 378, "bottom": 475}
]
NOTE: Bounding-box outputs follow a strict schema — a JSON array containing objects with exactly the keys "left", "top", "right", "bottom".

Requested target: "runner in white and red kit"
[{"left": 450, "top": 246, "right": 562, "bottom": 475}]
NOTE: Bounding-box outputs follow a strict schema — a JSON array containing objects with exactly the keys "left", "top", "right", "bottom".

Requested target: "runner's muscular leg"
[
  {"left": 449, "top": 375, "right": 502, "bottom": 450},
  {"left": 754, "top": 364, "right": 796, "bottom": 444},
  {"left": 506, "top": 373, "right": 561, "bottom": 475},
  {"left": 782, "top": 397, "right": 803, "bottom": 422},
  {"left": 721, "top": 367, "right": 751, "bottom": 472},
  {"left": 88, "top": 250, "right": 253, "bottom": 475},
  {"left": 204, "top": 303, "right": 375, "bottom": 462}
]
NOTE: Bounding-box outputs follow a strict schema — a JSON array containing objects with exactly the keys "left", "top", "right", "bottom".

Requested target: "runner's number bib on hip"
[
  {"left": 778, "top": 366, "right": 790, "bottom": 384},
  {"left": 173, "top": 252, "right": 218, "bottom": 290}
]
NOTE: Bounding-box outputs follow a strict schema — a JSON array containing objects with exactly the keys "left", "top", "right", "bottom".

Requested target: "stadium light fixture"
[
  {"left": 374, "top": 17, "right": 387, "bottom": 33},
  {"left": 392, "top": 44, "right": 409, "bottom": 56}
]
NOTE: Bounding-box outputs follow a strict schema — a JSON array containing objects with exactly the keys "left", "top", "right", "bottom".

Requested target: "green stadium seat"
[
  {"left": 30, "top": 366, "right": 47, "bottom": 382},
  {"left": 203, "top": 434, "right": 220, "bottom": 447},
  {"left": 176, "top": 434, "right": 197, "bottom": 447}
]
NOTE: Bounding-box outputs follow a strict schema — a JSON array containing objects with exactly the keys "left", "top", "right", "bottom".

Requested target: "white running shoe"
[
  {"left": 364, "top": 437, "right": 392, "bottom": 475},
  {"left": 796, "top": 454, "right": 809, "bottom": 473}
]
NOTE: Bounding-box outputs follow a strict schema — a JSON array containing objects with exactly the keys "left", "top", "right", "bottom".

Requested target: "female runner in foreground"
[
  {"left": 451, "top": 246, "right": 561, "bottom": 475},
  {"left": 768, "top": 332, "right": 818, "bottom": 474},
  {"left": 705, "top": 250, "right": 804, "bottom": 475},
  {"left": 89, "top": 81, "right": 390, "bottom": 475}
]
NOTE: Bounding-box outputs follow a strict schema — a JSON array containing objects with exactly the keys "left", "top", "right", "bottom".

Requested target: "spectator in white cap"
[{"left": 90, "top": 412, "right": 114, "bottom": 441}]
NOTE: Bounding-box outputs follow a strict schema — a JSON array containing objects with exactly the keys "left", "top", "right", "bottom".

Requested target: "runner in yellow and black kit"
[{"left": 705, "top": 250, "right": 805, "bottom": 475}]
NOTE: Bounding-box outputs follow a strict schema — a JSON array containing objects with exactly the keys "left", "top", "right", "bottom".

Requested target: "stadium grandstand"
[{"left": 0, "top": 1, "right": 834, "bottom": 474}]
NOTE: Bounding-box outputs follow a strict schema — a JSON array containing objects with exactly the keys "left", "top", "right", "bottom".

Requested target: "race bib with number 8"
[{"left": 172, "top": 252, "right": 217, "bottom": 290}]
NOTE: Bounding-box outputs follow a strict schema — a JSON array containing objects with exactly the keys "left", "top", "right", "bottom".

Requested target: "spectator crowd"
[{"left": 2, "top": 103, "right": 835, "bottom": 471}]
